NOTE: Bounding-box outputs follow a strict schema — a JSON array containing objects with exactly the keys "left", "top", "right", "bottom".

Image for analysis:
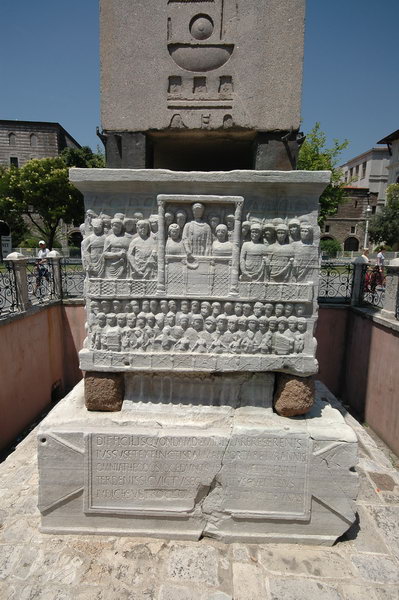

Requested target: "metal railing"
[
  {"left": 0, "top": 262, "right": 19, "bottom": 316},
  {"left": 1, "top": 258, "right": 398, "bottom": 322},
  {"left": 318, "top": 262, "right": 354, "bottom": 304},
  {"left": 60, "top": 258, "right": 85, "bottom": 298},
  {"left": 26, "top": 259, "right": 57, "bottom": 306},
  {"left": 359, "top": 264, "right": 385, "bottom": 309}
]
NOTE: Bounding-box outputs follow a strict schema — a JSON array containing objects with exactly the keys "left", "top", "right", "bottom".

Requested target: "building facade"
[
  {"left": 321, "top": 188, "right": 378, "bottom": 252},
  {"left": 0, "top": 120, "right": 82, "bottom": 251},
  {"left": 340, "top": 147, "right": 390, "bottom": 208},
  {"left": 378, "top": 129, "right": 399, "bottom": 186},
  {"left": 0, "top": 120, "right": 80, "bottom": 169}
]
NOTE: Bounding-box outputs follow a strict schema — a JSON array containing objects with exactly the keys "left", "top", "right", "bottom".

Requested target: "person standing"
[{"left": 376, "top": 246, "right": 385, "bottom": 288}]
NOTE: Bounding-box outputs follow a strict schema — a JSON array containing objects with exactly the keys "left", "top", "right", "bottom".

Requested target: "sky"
[{"left": 1, "top": 0, "right": 398, "bottom": 165}]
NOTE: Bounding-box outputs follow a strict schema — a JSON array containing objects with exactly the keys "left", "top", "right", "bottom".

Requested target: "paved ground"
[{"left": 1, "top": 385, "right": 399, "bottom": 600}]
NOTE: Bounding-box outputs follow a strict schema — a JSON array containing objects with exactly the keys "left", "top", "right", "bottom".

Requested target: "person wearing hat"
[{"left": 35, "top": 240, "right": 51, "bottom": 294}]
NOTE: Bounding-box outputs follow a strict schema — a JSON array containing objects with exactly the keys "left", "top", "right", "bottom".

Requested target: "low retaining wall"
[
  {"left": 0, "top": 302, "right": 85, "bottom": 450},
  {"left": 1, "top": 302, "right": 398, "bottom": 456}
]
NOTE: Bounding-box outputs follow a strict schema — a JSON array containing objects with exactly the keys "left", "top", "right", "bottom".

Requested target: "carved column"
[
  {"left": 156, "top": 197, "right": 166, "bottom": 295},
  {"left": 229, "top": 198, "right": 243, "bottom": 295}
]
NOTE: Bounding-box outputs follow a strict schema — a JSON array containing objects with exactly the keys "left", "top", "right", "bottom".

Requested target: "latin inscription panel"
[
  {"left": 222, "top": 432, "right": 312, "bottom": 520},
  {"left": 85, "top": 432, "right": 227, "bottom": 515}
]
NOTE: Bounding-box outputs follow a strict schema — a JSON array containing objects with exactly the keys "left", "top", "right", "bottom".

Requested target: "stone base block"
[
  {"left": 84, "top": 372, "right": 124, "bottom": 411},
  {"left": 37, "top": 380, "right": 358, "bottom": 545},
  {"left": 274, "top": 374, "right": 314, "bottom": 417}
]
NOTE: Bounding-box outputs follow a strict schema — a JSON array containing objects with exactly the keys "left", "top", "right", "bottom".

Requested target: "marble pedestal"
[{"left": 38, "top": 379, "right": 358, "bottom": 545}]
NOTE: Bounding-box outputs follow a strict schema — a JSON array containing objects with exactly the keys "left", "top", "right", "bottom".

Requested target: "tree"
[
  {"left": 3, "top": 158, "right": 84, "bottom": 250},
  {"left": 368, "top": 184, "right": 399, "bottom": 248},
  {"left": 320, "top": 238, "right": 341, "bottom": 258},
  {"left": 0, "top": 167, "right": 28, "bottom": 247},
  {"left": 60, "top": 145, "right": 105, "bottom": 168},
  {"left": 297, "top": 123, "right": 349, "bottom": 225}
]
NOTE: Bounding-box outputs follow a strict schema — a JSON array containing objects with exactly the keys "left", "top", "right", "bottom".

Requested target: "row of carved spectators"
[{"left": 0, "top": 259, "right": 396, "bottom": 320}]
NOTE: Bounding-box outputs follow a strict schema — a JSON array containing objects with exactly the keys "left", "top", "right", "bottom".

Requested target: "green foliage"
[
  {"left": 1, "top": 158, "right": 84, "bottom": 250},
  {"left": 0, "top": 166, "right": 29, "bottom": 246},
  {"left": 368, "top": 184, "right": 399, "bottom": 248},
  {"left": 297, "top": 123, "right": 349, "bottom": 225},
  {"left": 320, "top": 237, "right": 342, "bottom": 258},
  {"left": 60, "top": 146, "right": 105, "bottom": 168}
]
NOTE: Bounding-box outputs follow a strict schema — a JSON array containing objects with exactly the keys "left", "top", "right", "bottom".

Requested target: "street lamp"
[{"left": 363, "top": 204, "right": 373, "bottom": 249}]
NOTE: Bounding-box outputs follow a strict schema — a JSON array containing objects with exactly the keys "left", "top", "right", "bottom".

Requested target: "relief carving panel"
[{"left": 79, "top": 185, "right": 323, "bottom": 375}]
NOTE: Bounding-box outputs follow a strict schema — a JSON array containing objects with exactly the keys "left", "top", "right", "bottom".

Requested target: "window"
[
  {"left": 372, "top": 206, "right": 376, "bottom": 214},
  {"left": 355, "top": 165, "right": 359, "bottom": 175},
  {"left": 30, "top": 133, "right": 38, "bottom": 147},
  {"left": 362, "top": 162, "right": 367, "bottom": 178},
  {"left": 351, "top": 226, "right": 356, "bottom": 234},
  {"left": 324, "top": 225, "right": 330, "bottom": 233},
  {"left": 10, "top": 157, "right": 19, "bottom": 167},
  {"left": 8, "top": 133, "right": 16, "bottom": 146},
  {"left": 349, "top": 167, "right": 353, "bottom": 178}
]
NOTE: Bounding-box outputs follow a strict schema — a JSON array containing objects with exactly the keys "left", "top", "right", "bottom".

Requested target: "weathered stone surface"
[
  {"left": 268, "top": 577, "right": 343, "bottom": 600},
  {"left": 71, "top": 168, "right": 330, "bottom": 378},
  {"left": 37, "top": 380, "right": 358, "bottom": 544},
  {"left": 100, "top": 1, "right": 305, "bottom": 134},
  {"left": 84, "top": 372, "right": 124, "bottom": 411},
  {"left": 351, "top": 553, "right": 399, "bottom": 584},
  {"left": 274, "top": 374, "right": 314, "bottom": 416},
  {"left": 1, "top": 401, "right": 398, "bottom": 599}
]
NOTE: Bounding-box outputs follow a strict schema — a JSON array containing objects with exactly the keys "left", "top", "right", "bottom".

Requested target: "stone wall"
[{"left": 0, "top": 120, "right": 80, "bottom": 168}]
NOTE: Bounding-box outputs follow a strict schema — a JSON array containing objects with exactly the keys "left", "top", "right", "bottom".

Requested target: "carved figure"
[
  {"left": 295, "top": 303, "right": 307, "bottom": 317},
  {"left": 102, "top": 218, "right": 130, "bottom": 279},
  {"left": 269, "top": 224, "right": 295, "bottom": 282},
  {"left": 253, "top": 302, "right": 264, "bottom": 317},
  {"left": 164, "top": 211, "right": 175, "bottom": 232},
  {"left": 149, "top": 215, "right": 159, "bottom": 239},
  {"left": 209, "top": 214, "right": 221, "bottom": 240},
  {"left": 295, "top": 222, "right": 317, "bottom": 281},
  {"left": 104, "top": 313, "right": 121, "bottom": 351},
  {"left": 288, "top": 218, "right": 301, "bottom": 243},
  {"left": 82, "top": 218, "right": 106, "bottom": 277},
  {"left": 124, "top": 218, "right": 136, "bottom": 238},
  {"left": 100, "top": 214, "right": 112, "bottom": 234},
  {"left": 127, "top": 220, "right": 157, "bottom": 279},
  {"left": 240, "top": 222, "right": 268, "bottom": 281},
  {"left": 212, "top": 224, "right": 233, "bottom": 256},
  {"left": 274, "top": 317, "right": 294, "bottom": 355},
  {"left": 225, "top": 214, "right": 235, "bottom": 240},
  {"left": 263, "top": 222, "right": 276, "bottom": 246},
  {"left": 175, "top": 209, "right": 187, "bottom": 232},
  {"left": 241, "top": 221, "right": 251, "bottom": 243},
  {"left": 182, "top": 203, "right": 212, "bottom": 256},
  {"left": 165, "top": 223, "right": 185, "bottom": 255},
  {"left": 92, "top": 312, "right": 107, "bottom": 350},
  {"left": 294, "top": 317, "right": 307, "bottom": 353}
]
